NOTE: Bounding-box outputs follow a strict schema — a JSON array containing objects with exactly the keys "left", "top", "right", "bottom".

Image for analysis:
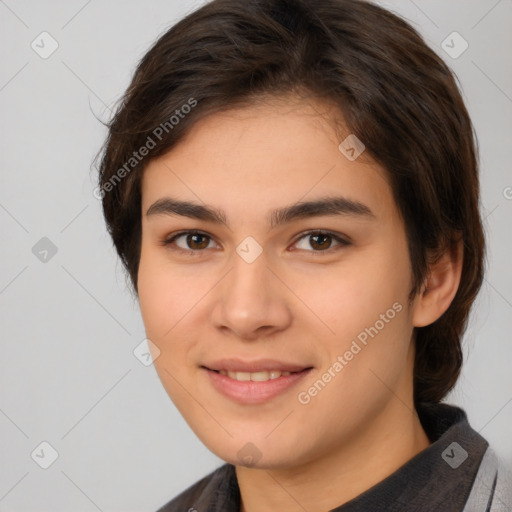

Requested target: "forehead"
[{"left": 141, "top": 97, "right": 396, "bottom": 223}]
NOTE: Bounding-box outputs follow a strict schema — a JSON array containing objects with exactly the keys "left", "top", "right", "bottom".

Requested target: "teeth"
[{"left": 220, "top": 370, "right": 293, "bottom": 381}]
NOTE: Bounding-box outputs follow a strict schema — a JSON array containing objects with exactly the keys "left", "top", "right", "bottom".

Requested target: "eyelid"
[{"left": 162, "top": 228, "right": 351, "bottom": 255}]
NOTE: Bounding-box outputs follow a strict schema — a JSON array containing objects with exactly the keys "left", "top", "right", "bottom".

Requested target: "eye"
[
  {"left": 163, "top": 230, "right": 218, "bottom": 253},
  {"left": 162, "top": 229, "right": 350, "bottom": 255},
  {"left": 292, "top": 230, "right": 350, "bottom": 253}
]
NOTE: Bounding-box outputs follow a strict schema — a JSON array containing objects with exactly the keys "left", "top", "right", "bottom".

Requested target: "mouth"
[
  {"left": 206, "top": 368, "right": 307, "bottom": 382},
  {"left": 200, "top": 360, "right": 313, "bottom": 404}
]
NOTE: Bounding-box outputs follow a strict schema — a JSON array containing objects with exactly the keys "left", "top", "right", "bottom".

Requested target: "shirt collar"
[{"left": 170, "top": 402, "right": 488, "bottom": 512}]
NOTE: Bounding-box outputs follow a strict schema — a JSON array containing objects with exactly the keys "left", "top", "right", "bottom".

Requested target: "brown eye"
[
  {"left": 186, "top": 233, "right": 210, "bottom": 250},
  {"left": 293, "top": 231, "right": 349, "bottom": 253},
  {"left": 309, "top": 233, "right": 332, "bottom": 250},
  {"left": 164, "top": 231, "right": 217, "bottom": 252}
]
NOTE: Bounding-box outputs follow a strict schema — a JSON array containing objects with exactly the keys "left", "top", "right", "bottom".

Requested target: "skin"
[{"left": 137, "top": 95, "right": 463, "bottom": 512}]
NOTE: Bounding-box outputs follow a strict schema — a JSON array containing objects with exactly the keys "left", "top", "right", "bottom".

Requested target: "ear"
[{"left": 412, "top": 239, "right": 464, "bottom": 328}]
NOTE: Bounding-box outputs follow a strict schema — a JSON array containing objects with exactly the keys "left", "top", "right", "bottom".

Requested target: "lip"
[
  {"left": 201, "top": 363, "right": 313, "bottom": 405},
  {"left": 202, "top": 357, "right": 310, "bottom": 373}
]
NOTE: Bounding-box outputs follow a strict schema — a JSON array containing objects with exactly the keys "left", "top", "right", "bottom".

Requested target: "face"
[{"left": 137, "top": 96, "right": 417, "bottom": 469}]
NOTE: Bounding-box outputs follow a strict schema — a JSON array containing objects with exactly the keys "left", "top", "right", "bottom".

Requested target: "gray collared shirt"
[{"left": 157, "top": 402, "right": 511, "bottom": 511}]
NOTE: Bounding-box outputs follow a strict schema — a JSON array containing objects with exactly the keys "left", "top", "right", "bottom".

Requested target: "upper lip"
[{"left": 202, "top": 358, "right": 312, "bottom": 373}]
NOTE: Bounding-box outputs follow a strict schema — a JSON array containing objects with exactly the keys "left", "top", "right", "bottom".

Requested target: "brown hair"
[{"left": 96, "top": 0, "right": 485, "bottom": 406}]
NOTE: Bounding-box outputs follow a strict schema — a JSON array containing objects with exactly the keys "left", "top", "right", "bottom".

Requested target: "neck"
[{"left": 236, "top": 399, "right": 431, "bottom": 512}]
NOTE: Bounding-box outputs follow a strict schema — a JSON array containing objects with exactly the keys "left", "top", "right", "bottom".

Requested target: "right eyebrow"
[{"left": 146, "top": 198, "right": 227, "bottom": 225}]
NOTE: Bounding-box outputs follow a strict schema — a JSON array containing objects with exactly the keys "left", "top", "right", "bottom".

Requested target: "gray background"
[{"left": 0, "top": 0, "right": 511, "bottom": 510}]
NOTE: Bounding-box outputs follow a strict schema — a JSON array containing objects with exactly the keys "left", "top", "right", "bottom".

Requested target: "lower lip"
[{"left": 203, "top": 367, "right": 313, "bottom": 404}]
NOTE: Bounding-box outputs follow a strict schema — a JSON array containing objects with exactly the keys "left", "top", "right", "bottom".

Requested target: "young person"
[{"left": 96, "top": 0, "right": 512, "bottom": 510}]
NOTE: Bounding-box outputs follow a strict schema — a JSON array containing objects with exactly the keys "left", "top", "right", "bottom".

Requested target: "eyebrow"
[{"left": 146, "top": 196, "right": 375, "bottom": 230}]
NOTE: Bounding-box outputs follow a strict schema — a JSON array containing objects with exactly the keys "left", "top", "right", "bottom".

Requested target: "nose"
[{"left": 210, "top": 251, "right": 293, "bottom": 340}]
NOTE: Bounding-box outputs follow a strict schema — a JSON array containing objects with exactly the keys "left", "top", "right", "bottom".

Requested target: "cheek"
[
  {"left": 137, "top": 243, "right": 219, "bottom": 386},
  {"left": 137, "top": 244, "right": 203, "bottom": 341},
  {"left": 289, "top": 299, "right": 413, "bottom": 463},
  {"left": 293, "top": 244, "right": 411, "bottom": 342},
  {"left": 137, "top": 249, "right": 199, "bottom": 405},
  {"left": 294, "top": 239, "right": 413, "bottom": 395},
  {"left": 137, "top": 258, "right": 173, "bottom": 341}
]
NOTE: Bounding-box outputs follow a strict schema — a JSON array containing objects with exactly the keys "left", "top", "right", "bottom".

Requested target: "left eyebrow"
[
  {"left": 145, "top": 195, "right": 375, "bottom": 230},
  {"left": 268, "top": 196, "right": 375, "bottom": 230}
]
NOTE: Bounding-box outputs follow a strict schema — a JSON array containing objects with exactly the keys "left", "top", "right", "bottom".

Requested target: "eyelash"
[{"left": 161, "top": 229, "right": 351, "bottom": 256}]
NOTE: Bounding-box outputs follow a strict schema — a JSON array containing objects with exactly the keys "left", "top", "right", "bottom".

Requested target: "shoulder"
[
  {"left": 492, "top": 451, "right": 512, "bottom": 511},
  {"left": 463, "top": 445, "right": 512, "bottom": 512},
  {"left": 155, "top": 463, "right": 238, "bottom": 512}
]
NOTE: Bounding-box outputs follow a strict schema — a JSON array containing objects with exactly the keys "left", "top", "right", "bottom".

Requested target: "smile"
[
  {"left": 215, "top": 369, "right": 293, "bottom": 381},
  {"left": 202, "top": 362, "right": 313, "bottom": 404}
]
